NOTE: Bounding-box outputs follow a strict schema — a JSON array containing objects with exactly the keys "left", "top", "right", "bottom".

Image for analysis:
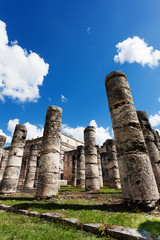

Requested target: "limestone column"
[
  {"left": 36, "top": 106, "right": 62, "bottom": 199},
  {"left": 105, "top": 71, "right": 159, "bottom": 209},
  {"left": 72, "top": 151, "right": 77, "bottom": 187},
  {"left": 24, "top": 144, "right": 38, "bottom": 188},
  {"left": 77, "top": 145, "right": 85, "bottom": 188},
  {"left": 137, "top": 111, "right": 160, "bottom": 190},
  {"left": 105, "top": 139, "right": 120, "bottom": 189},
  {"left": 96, "top": 146, "right": 103, "bottom": 188},
  {"left": 0, "top": 135, "right": 6, "bottom": 164},
  {"left": 84, "top": 126, "right": 100, "bottom": 191},
  {"left": 0, "top": 136, "right": 7, "bottom": 181},
  {"left": 152, "top": 129, "right": 160, "bottom": 152},
  {"left": 34, "top": 156, "right": 40, "bottom": 188},
  {"left": 0, "top": 124, "right": 27, "bottom": 193},
  {"left": 100, "top": 143, "right": 109, "bottom": 186},
  {"left": 0, "top": 152, "right": 9, "bottom": 182}
]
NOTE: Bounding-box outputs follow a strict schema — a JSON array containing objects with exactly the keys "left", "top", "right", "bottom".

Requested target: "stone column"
[
  {"left": 100, "top": 143, "right": 109, "bottom": 186},
  {"left": 84, "top": 126, "right": 99, "bottom": 191},
  {"left": 0, "top": 135, "right": 6, "bottom": 164},
  {"left": 72, "top": 151, "right": 77, "bottom": 187},
  {"left": 152, "top": 129, "right": 160, "bottom": 152},
  {"left": 96, "top": 146, "right": 103, "bottom": 188},
  {"left": 0, "top": 136, "right": 7, "bottom": 181},
  {"left": 105, "top": 71, "right": 159, "bottom": 210},
  {"left": 105, "top": 139, "right": 121, "bottom": 189},
  {"left": 0, "top": 151, "right": 9, "bottom": 182},
  {"left": 137, "top": 111, "right": 160, "bottom": 190},
  {"left": 34, "top": 156, "right": 40, "bottom": 188},
  {"left": 36, "top": 106, "right": 62, "bottom": 199},
  {"left": 24, "top": 144, "right": 38, "bottom": 188},
  {"left": 77, "top": 145, "right": 85, "bottom": 188},
  {"left": 0, "top": 124, "right": 27, "bottom": 193}
]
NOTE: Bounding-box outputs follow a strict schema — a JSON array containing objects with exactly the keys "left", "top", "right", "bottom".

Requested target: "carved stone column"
[
  {"left": 0, "top": 136, "right": 7, "bottom": 181},
  {"left": 105, "top": 139, "right": 120, "bottom": 189},
  {"left": 0, "top": 124, "right": 27, "bottom": 193},
  {"left": 24, "top": 144, "right": 38, "bottom": 188},
  {"left": 77, "top": 145, "right": 85, "bottom": 188},
  {"left": 137, "top": 111, "right": 160, "bottom": 190},
  {"left": 96, "top": 146, "right": 103, "bottom": 188},
  {"left": 100, "top": 143, "right": 109, "bottom": 186},
  {"left": 72, "top": 150, "right": 77, "bottom": 187},
  {"left": 105, "top": 71, "right": 159, "bottom": 210},
  {"left": 84, "top": 126, "right": 99, "bottom": 191},
  {"left": 0, "top": 135, "right": 6, "bottom": 163},
  {"left": 36, "top": 106, "right": 62, "bottom": 199}
]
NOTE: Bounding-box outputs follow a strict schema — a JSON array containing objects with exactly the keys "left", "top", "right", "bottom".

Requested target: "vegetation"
[
  {"left": 0, "top": 211, "right": 107, "bottom": 240},
  {"left": 0, "top": 186, "right": 160, "bottom": 238}
]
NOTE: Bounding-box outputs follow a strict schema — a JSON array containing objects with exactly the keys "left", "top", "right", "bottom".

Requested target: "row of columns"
[{"left": 0, "top": 69, "right": 160, "bottom": 210}]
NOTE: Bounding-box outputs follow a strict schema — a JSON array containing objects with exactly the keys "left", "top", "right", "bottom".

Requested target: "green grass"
[
  {"left": 0, "top": 186, "right": 160, "bottom": 238},
  {"left": 0, "top": 211, "right": 107, "bottom": 240}
]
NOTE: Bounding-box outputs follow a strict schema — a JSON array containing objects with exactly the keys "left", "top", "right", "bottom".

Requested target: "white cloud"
[
  {"left": 7, "top": 118, "right": 20, "bottom": 134},
  {"left": 61, "top": 95, "right": 68, "bottom": 103},
  {"left": 62, "top": 124, "right": 84, "bottom": 142},
  {"left": 0, "top": 20, "right": 49, "bottom": 102},
  {"left": 24, "top": 122, "right": 43, "bottom": 139},
  {"left": 114, "top": 36, "right": 160, "bottom": 68},
  {"left": 149, "top": 112, "right": 160, "bottom": 127},
  {"left": 62, "top": 120, "right": 112, "bottom": 146},
  {"left": 7, "top": 118, "right": 43, "bottom": 140}
]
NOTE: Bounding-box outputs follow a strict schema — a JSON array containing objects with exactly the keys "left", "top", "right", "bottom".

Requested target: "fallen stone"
[
  {"left": 40, "top": 212, "right": 63, "bottom": 221},
  {"left": 61, "top": 217, "right": 79, "bottom": 226},
  {"left": 105, "top": 225, "right": 153, "bottom": 240},
  {"left": 83, "top": 223, "right": 103, "bottom": 234},
  {"left": 27, "top": 211, "right": 40, "bottom": 217}
]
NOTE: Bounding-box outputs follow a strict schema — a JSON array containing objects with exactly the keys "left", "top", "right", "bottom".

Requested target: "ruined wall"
[{"left": 18, "top": 133, "right": 83, "bottom": 185}]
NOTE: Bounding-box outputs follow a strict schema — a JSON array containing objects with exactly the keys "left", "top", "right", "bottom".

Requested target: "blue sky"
[{"left": 1, "top": 0, "right": 160, "bottom": 145}]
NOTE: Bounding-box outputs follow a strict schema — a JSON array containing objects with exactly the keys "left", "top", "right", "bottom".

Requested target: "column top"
[{"left": 105, "top": 71, "right": 127, "bottom": 84}]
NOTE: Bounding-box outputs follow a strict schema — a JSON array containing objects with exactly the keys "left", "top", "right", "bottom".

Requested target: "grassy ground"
[
  {"left": 0, "top": 211, "right": 108, "bottom": 240},
  {"left": 0, "top": 186, "right": 160, "bottom": 238}
]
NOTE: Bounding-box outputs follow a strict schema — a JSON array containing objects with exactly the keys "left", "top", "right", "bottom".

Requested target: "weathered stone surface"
[
  {"left": 137, "top": 111, "right": 160, "bottom": 190},
  {"left": 0, "top": 136, "right": 7, "bottom": 181},
  {"left": 61, "top": 218, "right": 79, "bottom": 226},
  {"left": 77, "top": 145, "right": 85, "bottom": 188},
  {"left": 36, "top": 106, "right": 62, "bottom": 199},
  {"left": 0, "top": 135, "right": 6, "bottom": 163},
  {"left": 105, "top": 71, "right": 159, "bottom": 209},
  {"left": 0, "top": 124, "right": 27, "bottom": 193},
  {"left": 105, "top": 139, "right": 121, "bottom": 189},
  {"left": 105, "top": 225, "right": 153, "bottom": 240},
  {"left": 152, "top": 129, "right": 160, "bottom": 151},
  {"left": 83, "top": 223, "right": 102, "bottom": 234},
  {"left": 0, "top": 150, "right": 8, "bottom": 181},
  {"left": 84, "top": 126, "right": 100, "bottom": 191},
  {"left": 71, "top": 151, "right": 77, "bottom": 187},
  {"left": 100, "top": 146, "right": 109, "bottom": 185},
  {"left": 96, "top": 146, "right": 103, "bottom": 188},
  {"left": 24, "top": 144, "right": 38, "bottom": 188}
]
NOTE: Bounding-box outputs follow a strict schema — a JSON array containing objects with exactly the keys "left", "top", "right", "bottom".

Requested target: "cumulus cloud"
[
  {"left": 62, "top": 120, "right": 112, "bottom": 146},
  {"left": 114, "top": 36, "right": 160, "bottom": 68},
  {"left": 61, "top": 95, "right": 68, "bottom": 103},
  {"left": 7, "top": 118, "right": 20, "bottom": 134},
  {"left": 149, "top": 111, "right": 160, "bottom": 127},
  {"left": 0, "top": 20, "right": 49, "bottom": 102},
  {"left": 7, "top": 118, "right": 43, "bottom": 140}
]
